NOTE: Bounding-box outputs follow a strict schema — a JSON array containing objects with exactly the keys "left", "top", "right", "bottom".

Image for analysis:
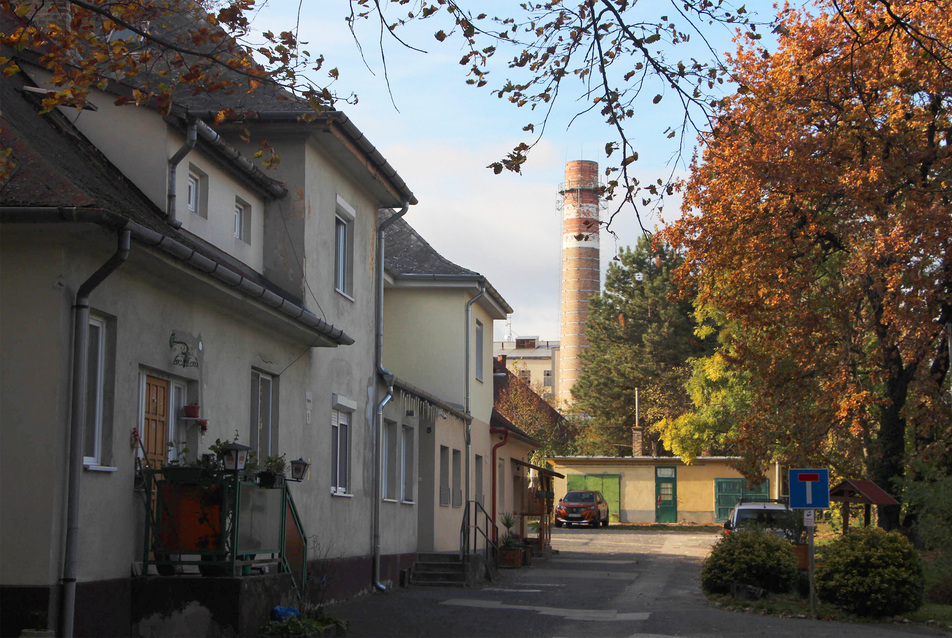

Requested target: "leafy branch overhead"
[{"left": 1, "top": 0, "right": 344, "bottom": 120}]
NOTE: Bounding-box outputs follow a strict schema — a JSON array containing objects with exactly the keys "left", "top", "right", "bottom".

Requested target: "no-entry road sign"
[{"left": 789, "top": 468, "right": 830, "bottom": 509}]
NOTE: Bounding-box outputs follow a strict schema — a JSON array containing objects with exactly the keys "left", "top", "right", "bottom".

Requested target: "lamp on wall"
[
  {"left": 221, "top": 442, "right": 251, "bottom": 472},
  {"left": 289, "top": 458, "right": 310, "bottom": 481}
]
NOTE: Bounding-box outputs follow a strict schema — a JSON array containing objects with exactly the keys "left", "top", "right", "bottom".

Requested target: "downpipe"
[
  {"left": 61, "top": 229, "right": 131, "bottom": 637},
  {"left": 372, "top": 203, "right": 409, "bottom": 592},
  {"left": 463, "top": 284, "right": 485, "bottom": 551},
  {"left": 167, "top": 121, "right": 197, "bottom": 228}
]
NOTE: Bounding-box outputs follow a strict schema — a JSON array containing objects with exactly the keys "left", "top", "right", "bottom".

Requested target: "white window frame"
[
  {"left": 331, "top": 408, "right": 351, "bottom": 495},
  {"left": 452, "top": 448, "right": 462, "bottom": 507},
  {"left": 475, "top": 319, "right": 484, "bottom": 382},
  {"left": 187, "top": 164, "right": 208, "bottom": 218},
  {"left": 474, "top": 454, "right": 484, "bottom": 507},
  {"left": 439, "top": 445, "right": 450, "bottom": 506},
  {"left": 382, "top": 419, "right": 398, "bottom": 501},
  {"left": 252, "top": 371, "right": 274, "bottom": 458},
  {"left": 401, "top": 425, "right": 414, "bottom": 503},
  {"left": 334, "top": 196, "right": 355, "bottom": 298},
  {"left": 234, "top": 197, "right": 251, "bottom": 244},
  {"left": 83, "top": 317, "right": 106, "bottom": 465},
  {"left": 168, "top": 381, "right": 187, "bottom": 463}
]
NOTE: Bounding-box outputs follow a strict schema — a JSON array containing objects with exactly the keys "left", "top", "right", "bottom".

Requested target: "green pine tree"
[{"left": 571, "top": 236, "right": 713, "bottom": 455}]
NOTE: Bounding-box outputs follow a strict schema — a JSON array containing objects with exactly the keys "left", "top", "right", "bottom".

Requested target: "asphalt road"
[{"left": 323, "top": 527, "right": 949, "bottom": 637}]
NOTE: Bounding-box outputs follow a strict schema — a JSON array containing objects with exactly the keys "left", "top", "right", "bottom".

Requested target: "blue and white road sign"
[{"left": 788, "top": 468, "right": 830, "bottom": 509}]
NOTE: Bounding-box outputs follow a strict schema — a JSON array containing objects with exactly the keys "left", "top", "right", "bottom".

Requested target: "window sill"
[
  {"left": 335, "top": 289, "right": 355, "bottom": 303},
  {"left": 382, "top": 498, "right": 399, "bottom": 504},
  {"left": 84, "top": 464, "right": 118, "bottom": 472},
  {"left": 331, "top": 490, "right": 353, "bottom": 498},
  {"left": 401, "top": 500, "right": 415, "bottom": 506}
]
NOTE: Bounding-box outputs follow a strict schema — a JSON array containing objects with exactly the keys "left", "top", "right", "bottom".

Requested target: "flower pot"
[
  {"left": 183, "top": 405, "right": 200, "bottom": 418},
  {"left": 498, "top": 547, "right": 522, "bottom": 568}
]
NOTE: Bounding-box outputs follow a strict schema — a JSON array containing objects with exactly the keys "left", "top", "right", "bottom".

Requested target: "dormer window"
[
  {"left": 234, "top": 197, "right": 250, "bottom": 244},
  {"left": 187, "top": 164, "right": 207, "bottom": 218}
]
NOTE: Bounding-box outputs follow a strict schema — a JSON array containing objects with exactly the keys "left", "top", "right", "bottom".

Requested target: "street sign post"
[
  {"left": 789, "top": 468, "right": 830, "bottom": 509},
  {"left": 788, "top": 468, "right": 830, "bottom": 619}
]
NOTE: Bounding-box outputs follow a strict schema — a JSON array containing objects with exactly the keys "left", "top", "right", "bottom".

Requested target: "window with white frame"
[
  {"left": 187, "top": 164, "right": 208, "bottom": 218},
  {"left": 383, "top": 419, "right": 398, "bottom": 500},
  {"left": 331, "top": 408, "right": 351, "bottom": 494},
  {"left": 83, "top": 317, "right": 106, "bottom": 465},
  {"left": 474, "top": 454, "right": 484, "bottom": 507},
  {"left": 251, "top": 371, "right": 275, "bottom": 457},
  {"left": 401, "top": 425, "right": 414, "bottom": 503},
  {"left": 234, "top": 197, "right": 251, "bottom": 244},
  {"left": 497, "top": 458, "right": 505, "bottom": 515},
  {"left": 334, "top": 197, "right": 355, "bottom": 297},
  {"left": 475, "top": 319, "right": 484, "bottom": 381},
  {"left": 452, "top": 448, "right": 462, "bottom": 507},
  {"left": 439, "top": 446, "right": 450, "bottom": 506},
  {"left": 168, "top": 381, "right": 187, "bottom": 463}
]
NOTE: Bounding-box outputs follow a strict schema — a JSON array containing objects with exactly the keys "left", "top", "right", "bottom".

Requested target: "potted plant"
[
  {"left": 258, "top": 453, "right": 287, "bottom": 488},
  {"left": 183, "top": 404, "right": 200, "bottom": 418},
  {"left": 497, "top": 511, "right": 523, "bottom": 568}
]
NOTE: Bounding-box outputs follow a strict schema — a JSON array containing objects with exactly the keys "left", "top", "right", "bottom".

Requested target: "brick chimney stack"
[{"left": 556, "top": 160, "right": 600, "bottom": 407}]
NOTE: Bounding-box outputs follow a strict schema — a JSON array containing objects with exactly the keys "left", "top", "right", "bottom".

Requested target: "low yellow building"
[{"left": 546, "top": 457, "right": 783, "bottom": 524}]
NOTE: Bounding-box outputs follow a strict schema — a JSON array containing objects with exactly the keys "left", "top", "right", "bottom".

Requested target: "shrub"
[
  {"left": 815, "top": 527, "right": 924, "bottom": 617},
  {"left": 701, "top": 529, "right": 799, "bottom": 594}
]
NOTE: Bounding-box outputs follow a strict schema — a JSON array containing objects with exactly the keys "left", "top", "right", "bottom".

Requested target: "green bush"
[
  {"left": 815, "top": 527, "right": 924, "bottom": 617},
  {"left": 701, "top": 529, "right": 799, "bottom": 594}
]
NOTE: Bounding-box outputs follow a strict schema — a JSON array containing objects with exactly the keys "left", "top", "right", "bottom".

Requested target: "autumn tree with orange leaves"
[{"left": 662, "top": 0, "right": 952, "bottom": 530}]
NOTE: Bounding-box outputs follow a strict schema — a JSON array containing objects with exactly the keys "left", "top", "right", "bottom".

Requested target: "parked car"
[
  {"left": 723, "top": 499, "right": 797, "bottom": 540},
  {"left": 554, "top": 490, "right": 609, "bottom": 528}
]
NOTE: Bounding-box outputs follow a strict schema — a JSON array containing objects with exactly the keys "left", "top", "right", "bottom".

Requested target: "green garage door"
[
  {"left": 714, "top": 479, "right": 769, "bottom": 522},
  {"left": 567, "top": 474, "right": 621, "bottom": 522}
]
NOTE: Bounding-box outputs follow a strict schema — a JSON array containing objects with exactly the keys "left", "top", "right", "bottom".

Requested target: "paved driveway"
[{"left": 323, "top": 528, "right": 949, "bottom": 637}]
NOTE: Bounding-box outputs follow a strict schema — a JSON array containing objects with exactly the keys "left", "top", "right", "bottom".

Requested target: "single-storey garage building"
[{"left": 546, "top": 456, "right": 783, "bottom": 524}]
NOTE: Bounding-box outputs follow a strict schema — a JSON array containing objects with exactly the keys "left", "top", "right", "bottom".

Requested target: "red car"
[{"left": 554, "top": 490, "right": 609, "bottom": 528}]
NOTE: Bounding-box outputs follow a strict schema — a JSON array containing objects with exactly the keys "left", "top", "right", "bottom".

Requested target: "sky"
[{"left": 251, "top": 1, "right": 764, "bottom": 341}]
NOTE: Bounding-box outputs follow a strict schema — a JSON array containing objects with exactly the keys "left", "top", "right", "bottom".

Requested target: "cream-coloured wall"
[
  {"left": 469, "top": 301, "right": 497, "bottom": 425},
  {"left": 431, "top": 414, "right": 468, "bottom": 552},
  {"left": 0, "top": 234, "right": 71, "bottom": 585},
  {"left": 383, "top": 287, "right": 465, "bottom": 405}
]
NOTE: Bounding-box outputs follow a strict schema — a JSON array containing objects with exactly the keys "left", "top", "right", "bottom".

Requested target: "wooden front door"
[{"left": 144, "top": 376, "right": 170, "bottom": 468}]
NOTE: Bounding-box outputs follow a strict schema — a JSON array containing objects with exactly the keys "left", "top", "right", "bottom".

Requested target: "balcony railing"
[{"left": 142, "top": 468, "right": 307, "bottom": 594}]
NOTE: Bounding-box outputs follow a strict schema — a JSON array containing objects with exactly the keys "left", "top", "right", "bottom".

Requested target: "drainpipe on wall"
[
  {"left": 60, "top": 229, "right": 131, "bottom": 638},
  {"left": 490, "top": 427, "right": 510, "bottom": 531},
  {"left": 372, "top": 203, "right": 409, "bottom": 592},
  {"left": 463, "top": 285, "right": 485, "bottom": 550},
  {"left": 166, "top": 120, "right": 197, "bottom": 229}
]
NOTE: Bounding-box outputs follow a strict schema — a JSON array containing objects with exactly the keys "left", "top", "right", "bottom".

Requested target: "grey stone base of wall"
[{"left": 2, "top": 552, "right": 419, "bottom": 638}]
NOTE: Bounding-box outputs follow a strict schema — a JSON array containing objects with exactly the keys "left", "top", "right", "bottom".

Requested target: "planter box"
[
  {"left": 498, "top": 548, "right": 522, "bottom": 568},
  {"left": 183, "top": 405, "right": 200, "bottom": 418}
]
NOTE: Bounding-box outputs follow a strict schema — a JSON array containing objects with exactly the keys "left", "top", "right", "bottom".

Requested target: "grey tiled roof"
[{"left": 382, "top": 213, "right": 479, "bottom": 277}]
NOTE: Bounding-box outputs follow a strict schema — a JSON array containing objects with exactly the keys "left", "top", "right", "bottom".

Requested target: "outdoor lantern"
[
  {"left": 221, "top": 442, "right": 252, "bottom": 472},
  {"left": 289, "top": 457, "right": 310, "bottom": 481}
]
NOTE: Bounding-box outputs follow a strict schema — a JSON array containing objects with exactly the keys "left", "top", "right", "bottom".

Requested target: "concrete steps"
[{"left": 409, "top": 553, "right": 467, "bottom": 587}]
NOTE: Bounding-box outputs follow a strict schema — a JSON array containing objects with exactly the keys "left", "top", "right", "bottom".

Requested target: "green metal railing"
[{"left": 143, "top": 468, "right": 306, "bottom": 595}]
